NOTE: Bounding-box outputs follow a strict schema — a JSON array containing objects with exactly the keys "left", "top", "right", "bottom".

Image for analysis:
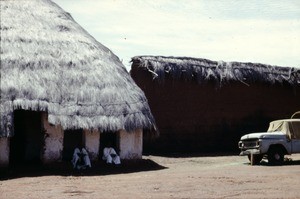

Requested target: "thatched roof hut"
[
  {"left": 0, "top": 0, "right": 156, "bottom": 138},
  {"left": 131, "top": 56, "right": 299, "bottom": 86},
  {"left": 131, "top": 56, "right": 300, "bottom": 153}
]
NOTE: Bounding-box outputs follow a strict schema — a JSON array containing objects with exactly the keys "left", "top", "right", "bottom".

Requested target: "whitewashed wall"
[
  {"left": 119, "top": 129, "right": 143, "bottom": 159},
  {"left": 84, "top": 129, "right": 100, "bottom": 161},
  {"left": 1, "top": 115, "right": 144, "bottom": 167},
  {"left": 0, "top": 137, "right": 10, "bottom": 167},
  {"left": 41, "top": 113, "right": 64, "bottom": 164}
]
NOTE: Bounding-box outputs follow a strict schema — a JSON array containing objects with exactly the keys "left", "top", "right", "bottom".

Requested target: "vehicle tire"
[
  {"left": 249, "top": 154, "right": 263, "bottom": 166},
  {"left": 268, "top": 147, "right": 284, "bottom": 165}
]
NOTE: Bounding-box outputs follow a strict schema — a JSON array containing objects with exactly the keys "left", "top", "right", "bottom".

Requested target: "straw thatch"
[
  {"left": 0, "top": 0, "right": 156, "bottom": 137},
  {"left": 131, "top": 56, "right": 300, "bottom": 86}
]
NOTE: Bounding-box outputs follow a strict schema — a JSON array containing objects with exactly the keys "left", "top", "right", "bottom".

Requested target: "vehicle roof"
[
  {"left": 271, "top": 119, "right": 300, "bottom": 123},
  {"left": 268, "top": 119, "right": 300, "bottom": 139}
]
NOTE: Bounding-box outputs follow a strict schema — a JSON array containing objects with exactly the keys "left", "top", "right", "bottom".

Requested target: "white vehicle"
[{"left": 238, "top": 118, "right": 300, "bottom": 165}]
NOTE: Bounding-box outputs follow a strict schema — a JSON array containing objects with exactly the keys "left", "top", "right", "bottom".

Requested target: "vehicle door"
[
  {"left": 290, "top": 121, "right": 300, "bottom": 153},
  {"left": 291, "top": 139, "right": 300, "bottom": 153}
]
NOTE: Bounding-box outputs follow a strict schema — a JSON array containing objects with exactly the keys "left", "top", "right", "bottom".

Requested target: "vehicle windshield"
[{"left": 267, "top": 121, "right": 284, "bottom": 132}]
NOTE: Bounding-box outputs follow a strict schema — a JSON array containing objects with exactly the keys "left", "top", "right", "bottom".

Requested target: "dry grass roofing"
[
  {"left": 0, "top": 0, "right": 156, "bottom": 137},
  {"left": 131, "top": 56, "right": 300, "bottom": 86}
]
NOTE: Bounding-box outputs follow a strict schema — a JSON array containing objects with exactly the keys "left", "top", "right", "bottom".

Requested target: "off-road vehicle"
[{"left": 238, "top": 117, "right": 300, "bottom": 165}]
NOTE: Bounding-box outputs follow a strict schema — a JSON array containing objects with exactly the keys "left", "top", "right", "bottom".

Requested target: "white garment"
[
  {"left": 72, "top": 148, "right": 92, "bottom": 169},
  {"left": 102, "top": 147, "right": 121, "bottom": 165}
]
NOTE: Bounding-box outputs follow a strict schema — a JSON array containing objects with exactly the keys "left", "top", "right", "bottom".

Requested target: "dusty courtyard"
[{"left": 1, "top": 154, "right": 300, "bottom": 199}]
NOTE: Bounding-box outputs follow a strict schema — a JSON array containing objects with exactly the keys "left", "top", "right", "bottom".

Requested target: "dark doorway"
[
  {"left": 99, "top": 132, "right": 119, "bottom": 158},
  {"left": 62, "top": 129, "right": 84, "bottom": 161},
  {"left": 10, "top": 110, "right": 43, "bottom": 166}
]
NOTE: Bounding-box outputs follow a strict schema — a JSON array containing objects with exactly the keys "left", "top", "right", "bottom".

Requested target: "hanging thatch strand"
[
  {"left": 0, "top": 0, "right": 156, "bottom": 137},
  {"left": 131, "top": 56, "right": 300, "bottom": 86}
]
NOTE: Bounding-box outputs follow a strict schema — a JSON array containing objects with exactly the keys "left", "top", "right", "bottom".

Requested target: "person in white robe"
[
  {"left": 72, "top": 147, "right": 92, "bottom": 169},
  {"left": 102, "top": 146, "right": 121, "bottom": 165}
]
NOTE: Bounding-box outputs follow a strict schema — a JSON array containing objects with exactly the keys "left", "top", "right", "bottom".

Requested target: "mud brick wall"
[{"left": 131, "top": 67, "right": 300, "bottom": 154}]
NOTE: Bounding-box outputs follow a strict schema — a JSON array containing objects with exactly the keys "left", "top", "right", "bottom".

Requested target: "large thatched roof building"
[
  {"left": 0, "top": 0, "right": 156, "bottom": 167},
  {"left": 131, "top": 56, "right": 300, "bottom": 153}
]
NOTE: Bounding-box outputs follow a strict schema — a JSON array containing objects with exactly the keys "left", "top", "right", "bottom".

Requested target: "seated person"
[
  {"left": 102, "top": 143, "right": 121, "bottom": 165},
  {"left": 72, "top": 147, "right": 92, "bottom": 170}
]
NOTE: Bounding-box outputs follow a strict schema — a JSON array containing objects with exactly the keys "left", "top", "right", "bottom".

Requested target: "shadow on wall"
[
  {"left": 143, "top": 111, "right": 272, "bottom": 154},
  {"left": 228, "top": 111, "right": 271, "bottom": 149}
]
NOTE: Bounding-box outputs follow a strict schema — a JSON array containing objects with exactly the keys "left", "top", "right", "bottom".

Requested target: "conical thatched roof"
[
  {"left": 0, "top": 0, "right": 156, "bottom": 137},
  {"left": 131, "top": 56, "right": 300, "bottom": 86}
]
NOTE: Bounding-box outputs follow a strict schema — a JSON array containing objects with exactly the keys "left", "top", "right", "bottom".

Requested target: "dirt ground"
[{"left": 1, "top": 154, "right": 300, "bottom": 199}]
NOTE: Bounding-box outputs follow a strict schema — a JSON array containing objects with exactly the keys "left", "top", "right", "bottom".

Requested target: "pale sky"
[{"left": 55, "top": 0, "right": 300, "bottom": 70}]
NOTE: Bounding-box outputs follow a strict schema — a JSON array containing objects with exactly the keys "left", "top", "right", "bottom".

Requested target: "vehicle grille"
[
  {"left": 239, "top": 139, "right": 259, "bottom": 149},
  {"left": 243, "top": 141, "right": 257, "bottom": 148}
]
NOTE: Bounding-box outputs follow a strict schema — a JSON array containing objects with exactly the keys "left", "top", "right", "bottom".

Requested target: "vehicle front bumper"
[{"left": 239, "top": 149, "right": 261, "bottom": 156}]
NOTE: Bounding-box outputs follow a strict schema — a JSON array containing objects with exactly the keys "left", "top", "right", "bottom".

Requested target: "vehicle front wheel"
[
  {"left": 268, "top": 147, "right": 284, "bottom": 165},
  {"left": 248, "top": 154, "right": 263, "bottom": 165}
]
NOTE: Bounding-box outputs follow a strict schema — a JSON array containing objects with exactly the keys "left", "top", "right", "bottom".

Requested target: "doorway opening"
[
  {"left": 99, "top": 132, "right": 119, "bottom": 158},
  {"left": 62, "top": 129, "right": 84, "bottom": 161},
  {"left": 10, "top": 110, "right": 43, "bottom": 166}
]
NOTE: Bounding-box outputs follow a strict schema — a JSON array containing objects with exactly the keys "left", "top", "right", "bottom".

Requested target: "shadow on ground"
[
  {"left": 0, "top": 158, "right": 167, "bottom": 181},
  {"left": 261, "top": 158, "right": 300, "bottom": 166},
  {"left": 146, "top": 151, "right": 239, "bottom": 158},
  {"left": 243, "top": 158, "right": 300, "bottom": 166}
]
